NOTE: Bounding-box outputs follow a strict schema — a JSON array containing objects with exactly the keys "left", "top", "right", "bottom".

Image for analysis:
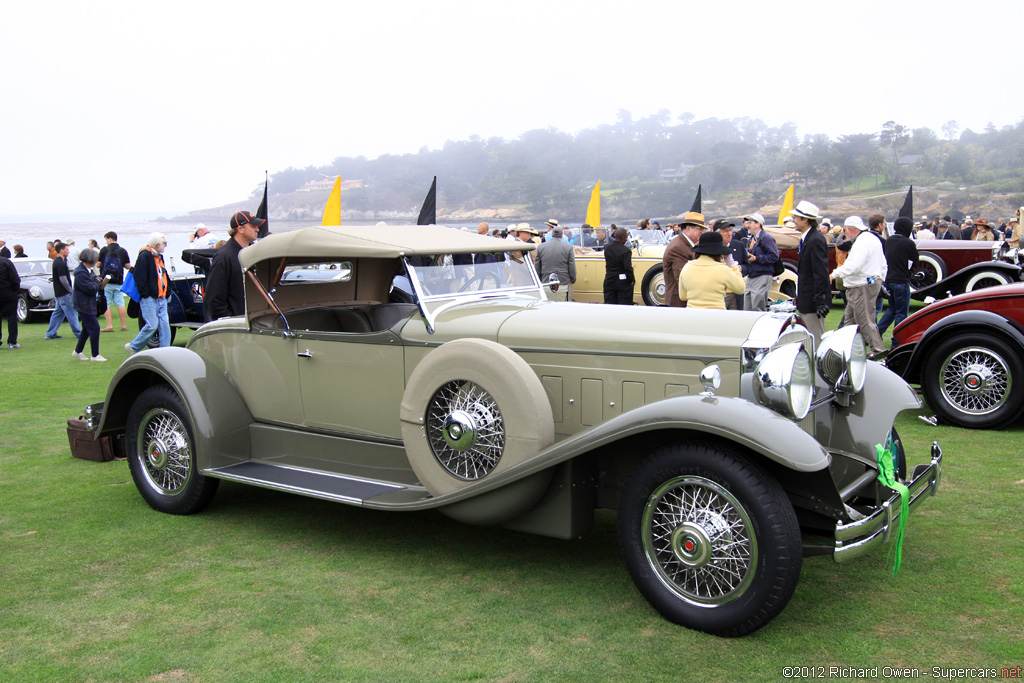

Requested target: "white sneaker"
[
  {"left": 72, "top": 351, "right": 88, "bottom": 360},
  {"left": 125, "top": 342, "right": 135, "bottom": 355},
  {"left": 90, "top": 355, "right": 108, "bottom": 362}
]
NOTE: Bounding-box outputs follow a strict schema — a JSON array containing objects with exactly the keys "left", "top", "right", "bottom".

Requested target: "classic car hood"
[
  {"left": 399, "top": 298, "right": 768, "bottom": 357},
  {"left": 497, "top": 301, "right": 765, "bottom": 357}
]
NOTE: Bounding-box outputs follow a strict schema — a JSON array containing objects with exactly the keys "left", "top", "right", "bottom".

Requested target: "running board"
[{"left": 204, "top": 461, "right": 405, "bottom": 505}]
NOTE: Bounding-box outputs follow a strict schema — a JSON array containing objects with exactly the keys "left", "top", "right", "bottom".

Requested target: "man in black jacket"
[
  {"left": 603, "top": 228, "right": 635, "bottom": 305},
  {"left": 0, "top": 255, "right": 20, "bottom": 348},
  {"left": 792, "top": 201, "right": 831, "bottom": 345},
  {"left": 206, "top": 211, "right": 264, "bottom": 320},
  {"left": 877, "top": 216, "right": 919, "bottom": 341},
  {"left": 125, "top": 233, "right": 170, "bottom": 354},
  {"left": 44, "top": 241, "right": 82, "bottom": 340}
]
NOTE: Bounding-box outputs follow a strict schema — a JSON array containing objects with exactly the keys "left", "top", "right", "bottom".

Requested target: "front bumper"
[{"left": 833, "top": 441, "right": 942, "bottom": 563}]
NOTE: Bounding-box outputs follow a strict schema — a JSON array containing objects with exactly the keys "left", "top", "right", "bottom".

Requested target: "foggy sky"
[{"left": 2, "top": 0, "right": 1020, "bottom": 217}]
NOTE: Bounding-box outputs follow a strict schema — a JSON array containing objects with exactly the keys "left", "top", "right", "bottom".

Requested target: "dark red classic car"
[
  {"left": 771, "top": 229, "right": 1020, "bottom": 301},
  {"left": 885, "top": 282, "right": 1024, "bottom": 429},
  {"left": 909, "top": 239, "right": 1020, "bottom": 299}
]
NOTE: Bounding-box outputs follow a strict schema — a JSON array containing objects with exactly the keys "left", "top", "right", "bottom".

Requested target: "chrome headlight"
[
  {"left": 754, "top": 342, "right": 813, "bottom": 420},
  {"left": 29, "top": 285, "right": 43, "bottom": 299},
  {"left": 816, "top": 326, "right": 867, "bottom": 393}
]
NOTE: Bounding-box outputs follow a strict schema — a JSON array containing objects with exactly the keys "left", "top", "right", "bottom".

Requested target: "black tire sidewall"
[
  {"left": 618, "top": 443, "right": 802, "bottom": 637},
  {"left": 641, "top": 264, "right": 664, "bottom": 306},
  {"left": 922, "top": 333, "right": 1024, "bottom": 429},
  {"left": 126, "top": 385, "right": 217, "bottom": 514}
]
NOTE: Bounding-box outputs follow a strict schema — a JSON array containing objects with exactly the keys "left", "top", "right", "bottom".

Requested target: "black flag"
[
  {"left": 690, "top": 184, "right": 702, "bottom": 214},
  {"left": 898, "top": 185, "right": 913, "bottom": 220},
  {"left": 256, "top": 171, "right": 270, "bottom": 239},
  {"left": 417, "top": 176, "right": 437, "bottom": 226}
]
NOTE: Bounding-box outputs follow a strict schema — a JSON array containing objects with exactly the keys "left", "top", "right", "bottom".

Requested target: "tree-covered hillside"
[{"left": 189, "top": 111, "right": 1024, "bottom": 223}]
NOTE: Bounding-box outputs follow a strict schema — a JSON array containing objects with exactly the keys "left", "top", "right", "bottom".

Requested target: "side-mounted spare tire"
[{"left": 400, "top": 338, "right": 555, "bottom": 496}]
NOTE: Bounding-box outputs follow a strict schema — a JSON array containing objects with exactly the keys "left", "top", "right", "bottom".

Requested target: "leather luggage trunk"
[{"left": 67, "top": 418, "right": 119, "bottom": 462}]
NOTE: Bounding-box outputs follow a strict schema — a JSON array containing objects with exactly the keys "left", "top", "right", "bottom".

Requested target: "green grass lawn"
[{"left": 2, "top": 315, "right": 1022, "bottom": 682}]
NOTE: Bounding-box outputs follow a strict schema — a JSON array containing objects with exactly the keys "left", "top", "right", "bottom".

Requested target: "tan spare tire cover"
[{"left": 400, "top": 338, "right": 555, "bottom": 496}]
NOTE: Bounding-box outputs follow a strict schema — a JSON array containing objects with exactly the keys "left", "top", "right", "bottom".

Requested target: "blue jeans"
[
  {"left": 877, "top": 282, "right": 911, "bottom": 336},
  {"left": 129, "top": 297, "right": 170, "bottom": 351},
  {"left": 45, "top": 293, "right": 82, "bottom": 339}
]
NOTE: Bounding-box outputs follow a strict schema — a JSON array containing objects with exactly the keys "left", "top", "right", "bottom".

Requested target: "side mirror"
[{"left": 545, "top": 273, "right": 560, "bottom": 292}]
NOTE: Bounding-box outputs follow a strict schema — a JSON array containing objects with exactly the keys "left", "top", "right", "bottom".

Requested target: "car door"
[{"left": 296, "top": 329, "right": 405, "bottom": 440}]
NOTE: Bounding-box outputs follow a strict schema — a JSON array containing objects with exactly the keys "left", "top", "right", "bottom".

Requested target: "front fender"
[
  {"left": 913, "top": 261, "right": 1022, "bottom": 300},
  {"left": 900, "top": 309, "right": 1024, "bottom": 384},
  {"left": 95, "top": 347, "right": 252, "bottom": 469}
]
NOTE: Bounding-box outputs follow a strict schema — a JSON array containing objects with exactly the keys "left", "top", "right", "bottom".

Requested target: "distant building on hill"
[{"left": 659, "top": 163, "right": 696, "bottom": 181}]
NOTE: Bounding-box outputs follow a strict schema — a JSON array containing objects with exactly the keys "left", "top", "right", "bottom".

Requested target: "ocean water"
[
  {"left": 0, "top": 216, "right": 519, "bottom": 270},
  {"left": 0, "top": 217, "right": 328, "bottom": 271}
]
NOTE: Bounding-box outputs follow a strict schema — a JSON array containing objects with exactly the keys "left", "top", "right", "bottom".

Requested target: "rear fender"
[
  {"left": 900, "top": 309, "right": 1024, "bottom": 384},
  {"left": 95, "top": 347, "right": 252, "bottom": 469}
]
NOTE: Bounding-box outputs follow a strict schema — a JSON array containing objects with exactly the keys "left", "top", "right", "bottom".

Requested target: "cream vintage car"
[
  {"left": 85, "top": 225, "right": 941, "bottom": 637},
  {"left": 567, "top": 228, "right": 797, "bottom": 306}
]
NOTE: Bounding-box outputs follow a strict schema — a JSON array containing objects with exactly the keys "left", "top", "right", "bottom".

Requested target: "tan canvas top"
[
  {"left": 764, "top": 225, "right": 803, "bottom": 249},
  {"left": 239, "top": 225, "right": 534, "bottom": 269}
]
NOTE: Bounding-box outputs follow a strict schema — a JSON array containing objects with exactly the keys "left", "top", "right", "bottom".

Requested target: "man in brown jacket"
[{"left": 662, "top": 212, "right": 706, "bottom": 307}]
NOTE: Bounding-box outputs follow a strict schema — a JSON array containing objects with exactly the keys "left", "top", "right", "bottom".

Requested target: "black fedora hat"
[{"left": 693, "top": 230, "right": 731, "bottom": 256}]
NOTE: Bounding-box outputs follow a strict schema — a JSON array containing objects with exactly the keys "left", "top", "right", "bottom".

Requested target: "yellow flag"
[
  {"left": 585, "top": 181, "right": 601, "bottom": 227},
  {"left": 322, "top": 176, "right": 342, "bottom": 226},
  {"left": 777, "top": 184, "right": 794, "bottom": 226}
]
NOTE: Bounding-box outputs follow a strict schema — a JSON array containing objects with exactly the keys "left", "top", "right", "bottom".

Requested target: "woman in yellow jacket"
[{"left": 678, "top": 230, "right": 745, "bottom": 309}]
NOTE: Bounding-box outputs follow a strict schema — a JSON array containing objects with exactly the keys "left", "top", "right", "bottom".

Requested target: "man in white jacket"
[{"left": 830, "top": 215, "right": 887, "bottom": 358}]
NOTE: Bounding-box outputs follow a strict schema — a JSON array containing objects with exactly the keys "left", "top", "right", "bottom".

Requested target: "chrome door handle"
[{"left": 297, "top": 349, "right": 312, "bottom": 358}]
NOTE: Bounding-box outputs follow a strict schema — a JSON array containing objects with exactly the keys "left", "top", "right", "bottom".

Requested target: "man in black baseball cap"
[
  {"left": 229, "top": 211, "right": 266, "bottom": 232},
  {"left": 206, "top": 211, "right": 264, "bottom": 320}
]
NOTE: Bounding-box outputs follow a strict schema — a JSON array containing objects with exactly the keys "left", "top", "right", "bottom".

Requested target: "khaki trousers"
[{"left": 844, "top": 282, "right": 885, "bottom": 354}]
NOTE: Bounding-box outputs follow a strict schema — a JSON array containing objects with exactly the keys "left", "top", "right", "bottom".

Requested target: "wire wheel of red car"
[
  {"left": 964, "top": 269, "right": 1013, "bottom": 293},
  {"left": 923, "top": 334, "right": 1024, "bottom": 429},
  {"left": 126, "top": 385, "right": 219, "bottom": 514},
  {"left": 400, "top": 339, "right": 555, "bottom": 495},
  {"left": 618, "top": 442, "right": 801, "bottom": 637},
  {"left": 909, "top": 252, "right": 946, "bottom": 292}
]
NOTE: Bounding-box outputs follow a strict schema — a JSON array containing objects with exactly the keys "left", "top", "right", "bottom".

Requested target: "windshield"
[
  {"left": 407, "top": 254, "right": 540, "bottom": 299},
  {"left": 14, "top": 259, "right": 52, "bottom": 276},
  {"left": 629, "top": 228, "right": 668, "bottom": 245}
]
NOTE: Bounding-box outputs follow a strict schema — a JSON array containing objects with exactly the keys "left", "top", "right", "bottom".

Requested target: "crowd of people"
[
  {"left": 2, "top": 203, "right": 1021, "bottom": 361},
  {"left": 0, "top": 212, "right": 262, "bottom": 361}
]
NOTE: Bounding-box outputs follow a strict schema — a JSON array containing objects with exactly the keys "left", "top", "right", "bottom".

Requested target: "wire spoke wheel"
[
  {"left": 426, "top": 380, "right": 505, "bottom": 481},
  {"left": 940, "top": 346, "right": 1010, "bottom": 415},
  {"left": 137, "top": 407, "right": 193, "bottom": 494},
  {"left": 642, "top": 476, "right": 757, "bottom": 606}
]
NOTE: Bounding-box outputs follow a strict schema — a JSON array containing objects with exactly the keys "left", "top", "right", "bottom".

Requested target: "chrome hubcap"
[
  {"left": 940, "top": 346, "right": 1010, "bottom": 415},
  {"left": 642, "top": 476, "right": 757, "bottom": 606},
  {"left": 650, "top": 274, "right": 666, "bottom": 305},
  {"left": 426, "top": 381, "right": 504, "bottom": 480},
  {"left": 137, "top": 407, "right": 192, "bottom": 494}
]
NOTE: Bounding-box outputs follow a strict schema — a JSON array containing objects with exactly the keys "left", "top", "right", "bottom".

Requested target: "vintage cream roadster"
[{"left": 86, "top": 225, "right": 941, "bottom": 636}]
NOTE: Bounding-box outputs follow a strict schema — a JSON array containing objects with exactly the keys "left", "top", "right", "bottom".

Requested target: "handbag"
[
  {"left": 96, "top": 290, "right": 107, "bottom": 316},
  {"left": 121, "top": 270, "right": 140, "bottom": 301}
]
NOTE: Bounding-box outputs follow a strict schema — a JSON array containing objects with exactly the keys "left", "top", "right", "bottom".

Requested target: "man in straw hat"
[
  {"left": 662, "top": 211, "right": 706, "bottom": 307},
  {"left": 829, "top": 216, "right": 887, "bottom": 357},
  {"left": 790, "top": 201, "right": 831, "bottom": 345}
]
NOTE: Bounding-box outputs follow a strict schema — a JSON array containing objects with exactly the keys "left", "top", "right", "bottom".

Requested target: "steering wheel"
[{"left": 459, "top": 271, "right": 502, "bottom": 292}]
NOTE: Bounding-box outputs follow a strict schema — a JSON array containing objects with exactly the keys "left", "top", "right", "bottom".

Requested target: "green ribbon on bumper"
[{"left": 876, "top": 443, "right": 910, "bottom": 574}]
